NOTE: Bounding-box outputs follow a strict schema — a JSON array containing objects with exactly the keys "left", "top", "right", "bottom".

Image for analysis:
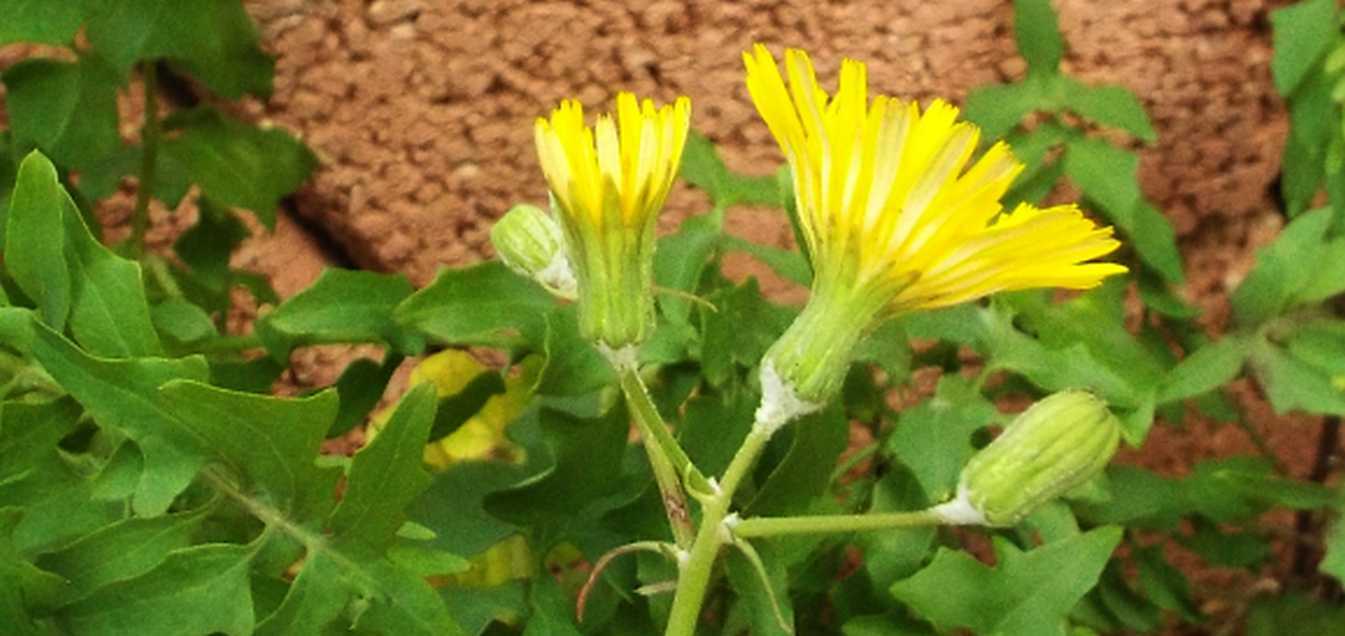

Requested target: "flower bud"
[
  {"left": 490, "top": 204, "right": 577, "bottom": 300},
  {"left": 946, "top": 390, "right": 1121, "bottom": 527}
]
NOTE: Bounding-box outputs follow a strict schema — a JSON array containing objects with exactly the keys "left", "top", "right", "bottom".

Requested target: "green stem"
[
  {"left": 617, "top": 366, "right": 697, "bottom": 548},
  {"left": 129, "top": 62, "right": 160, "bottom": 259},
  {"left": 664, "top": 424, "right": 773, "bottom": 636},
  {"left": 733, "top": 509, "right": 943, "bottom": 538}
]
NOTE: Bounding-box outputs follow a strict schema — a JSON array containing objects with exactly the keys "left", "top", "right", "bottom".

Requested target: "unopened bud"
[
  {"left": 954, "top": 390, "right": 1120, "bottom": 527},
  {"left": 491, "top": 204, "right": 577, "bottom": 299}
]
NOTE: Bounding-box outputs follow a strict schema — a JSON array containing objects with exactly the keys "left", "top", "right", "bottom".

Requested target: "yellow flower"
[
  {"left": 533, "top": 92, "right": 692, "bottom": 351},
  {"left": 743, "top": 44, "right": 1125, "bottom": 311},
  {"left": 743, "top": 44, "right": 1128, "bottom": 423}
]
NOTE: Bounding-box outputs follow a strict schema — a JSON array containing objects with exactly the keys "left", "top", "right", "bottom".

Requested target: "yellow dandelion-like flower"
[
  {"left": 533, "top": 92, "right": 691, "bottom": 350},
  {"left": 743, "top": 44, "right": 1128, "bottom": 421}
]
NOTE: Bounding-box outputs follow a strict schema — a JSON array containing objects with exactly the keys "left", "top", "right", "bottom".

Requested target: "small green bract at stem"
[{"left": 956, "top": 390, "right": 1121, "bottom": 527}]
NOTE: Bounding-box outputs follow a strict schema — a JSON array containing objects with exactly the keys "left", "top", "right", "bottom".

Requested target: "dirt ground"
[{"left": 3, "top": 0, "right": 1336, "bottom": 632}]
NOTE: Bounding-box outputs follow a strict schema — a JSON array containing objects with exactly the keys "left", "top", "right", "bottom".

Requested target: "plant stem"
[
  {"left": 129, "top": 62, "right": 160, "bottom": 259},
  {"left": 1292, "top": 415, "right": 1341, "bottom": 580},
  {"left": 617, "top": 366, "right": 696, "bottom": 548},
  {"left": 733, "top": 509, "right": 943, "bottom": 538},
  {"left": 664, "top": 423, "right": 773, "bottom": 636}
]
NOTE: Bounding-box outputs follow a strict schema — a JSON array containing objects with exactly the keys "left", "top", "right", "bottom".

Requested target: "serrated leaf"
[
  {"left": 157, "top": 381, "right": 338, "bottom": 517},
  {"left": 252, "top": 552, "right": 346, "bottom": 636},
  {"left": 86, "top": 0, "right": 273, "bottom": 98},
  {"left": 964, "top": 81, "right": 1044, "bottom": 140},
  {"left": 700, "top": 278, "right": 794, "bottom": 387},
  {"left": 1158, "top": 337, "right": 1248, "bottom": 404},
  {"left": 891, "top": 526, "right": 1122, "bottom": 635},
  {"left": 1013, "top": 0, "right": 1064, "bottom": 73},
  {"left": 57, "top": 543, "right": 256, "bottom": 636},
  {"left": 157, "top": 108, "right": 314, "bottom": 226},
  {"left": 172, "top": 197, "right": 250, "bottom": 313},
  {"left": 3, "top": 55, "right": 121, "bottom": 170},
  {"left": 23, "top": 320, "right": 210, "bottom": 515},
  {"left": 886, "top": 376, "right": 997, "bottom": 503},
  {"left": 77, "top": 144, "right": 193, "bottom": 207},
  {"left": 1232, "top": 208, "right": 1333, "bottom": 326},
  {"left": 1250, "top": 339, "right": 1345, "bottom": 416},
  {"left": 257, "top": 268, "right": 420, "bottom": 360},
  {"left": 331, "top": 383, "right": 437, "bottom": 549},
  {"left": 327, "top": 353, "right": 404, "bottom": 438},
  {"left": 395, "top": 261, "right": 554, "bottom": 349},
  {"left": 5, "top": 152, "right": 71, "bottom": 329},
  {"left": 35, "top": 509, "right": 206, "bottom": 604},
  {"left": 0, "top": 0, "right": 91, "bottom": 45},
  {"left": 859, "top": 469, "right": 938, "bottom": 590},
  {"left": 534, "top": 306, "right": 614, "bottom": 397},
  {"left": 151, "top": 298, "right": 218, "bottom": 347},
  {"left": 1059, "top": 79, "right": 1157, "bottom": 142},
  {"left": 1270, "top": 0, "right": 1339, "bottom": 95}
]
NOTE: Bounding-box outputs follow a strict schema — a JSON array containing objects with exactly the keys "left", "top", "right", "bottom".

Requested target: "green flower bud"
[
  {"left": 491, "top": 204, "right": 577, "bottom": 300},
  {"left": 941, "top": 390, "right": 1121, "bottom": 527}
]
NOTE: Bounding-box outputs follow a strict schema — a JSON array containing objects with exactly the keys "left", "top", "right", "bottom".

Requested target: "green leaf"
[
  {"left": 1323, "top": 507, "right": 1345, "bottom": 583},
  {"left": 57, "top": 543, "right": 256, "bottom": 635},
  {"left": 747, "top": 403, "right": 848, "bottom": 516},
  {"left": 1232, "top": 208, "right": 1333, "bottom": 326},
  {"left": 1158, "top": 337, "right": 1248, "bottom": 404},
  {"left": 85, "top": 0, "right": 273, "bottom": 98},
  {"left": 1250, "top": 339, "right": 1345, "bottom": 416},
  {"left": 680, "top": 130, "right": 779, "bottom": 207},
  {"left": 1058, "top": 79, "right": 1157, "bottom": 142},
  {"left": 1270, "top": 0, "right": 1339, "bottom": 95},
  {"left": 0, "top": 508, "right": 69, "bottom": 634},
  {"left": 5, "top": 152, "right": 72, "bottom": 329},
  {"left": 60, "top": 176, "right": 163, "bottom": 358},
  {"left": 700, "top": 278, "right": 794, "bottom": 387},
  {"left": 157, "top": 381, "right": 338, "bottom": 516},
  {"left": 78, "top": 144, "right": 193, "bottom": 207},
  {"left": 427, "top": 370, "right": 505, "bottom": 440},
  {"left": 24, "top": 320, "right": 210, "bottom": 515},
  {"left": 3, "top": 55, "right": 121, "bottom": 169},
  {"left": 1013, "top": 0, "right": 1064, "bottom": 74},
  {"left": 1247, "top": 592, "right": 1345, "bottom": 636},
  {"left": 1134, "top": 546, "right": 1200, "bottom": 622},
  {"left": 35, "top": 509, "right": 206, "bottom": 604},
  {"left": 327, "top": 353, "right": 403, "bottom": 438},
  {"left": 0, "top": 0, "right": 91, "bottom": 45},
  {"left": 251, "top": 552, "right": 346, "bottom": 636},
  {"left": 859, "top": 470, "right": 938, "bottom": 589},
  {"left": 891, "top": 526, "right": 1122, "bottom": 635},
  {"left": 172, "top": 197, "right": 250, "bottom": 313},
  {"left": 720, "top": 235, "right": 811, "bottom": 286},
  {"left": 886, "top": 376, "right": 997, "bottom": 503},
  {"left": 964, "top": 81, "right": 1045, "bottom": 140},
  {"left": 1281, "top": 71, "right": 1335, "bottom": 216},
  {"left": 395, "top": 262, "right": 554, "bottom": 350},
  {"left": 257, "top": 268, "right": 421, "bottom": 360},
  {"left": 1062, "top": 138, "right": 1183, "bottom": 282},
  {"left": 151, "top": 298, "right": 218, "bottom": 347},
  {"left": 159, "top": 108, "right": 316, "bottom": 226},
  {"left": 330, "top": 383, "right": 436, "bottom": 549},
  {"left": 534, "top": 306, "right": 615, "bottom": 397},
  {"left": 655, "top": 210, "right": 723, "bottom": 324}
]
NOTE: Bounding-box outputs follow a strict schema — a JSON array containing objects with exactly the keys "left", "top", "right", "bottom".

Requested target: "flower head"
[
  {"left": 744, "top": 44, "right": 1127, "bottom": 421},
  {"left": 533, "top": 92, "right": 691, "bottom": 350}
]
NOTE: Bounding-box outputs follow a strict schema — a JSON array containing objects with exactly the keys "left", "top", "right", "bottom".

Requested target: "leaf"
[
  {"left": 720, "top": 235, "right": 812, "bottom": 286},
  {"left": 1233, "top": 208, "right": 1333, "bottom": 326},
  {"left": 891, "top": 526, "right": 1122, "bottom": 635},
  {"left": 1062, "top": 138, "right": 1183, "bottom": 282},
  {"left": 964, "top": 81, "right": 1045, "bottom": 140},
  {"left": 60, "top": 172, "right": 163, "bottom": 358},
  {"left": 327, "top": 353, "right": 404, "bottom": 438},
  {"left": 1270, "top": 0, "right": 1339, "bottom": 96},
  {"left": 256, "top": 268, "right": 421, "bottom": 360},
  {"left": 1013, "top": 0, "right": 1064, "bottom": 74},
  {"left": 746, "top": 403, "right": 849, "bottom": 516},
  {"left": 158, "top": 108, "right": 315, "bottom": 226},
  {"left": 1247, "top": 592, "right": 1345, "bottom": 636},
  {"left": 655, "top": 210, "right": 723, "bottom": 324},
  {"left": 700, "top": 278, "right": 795, "bottom": 387},
  {"left": 157, "top": 381, "right": 338, "bottom": 517},
  {"left": 1158, "top": 337, "right": 1248, "bottom": 404},
  {"left": 1250, "top": 339, "right": 1345, "bottom": 416},
  {"left": 1059, "top": 78, "right": 1157, "bottom": 142},
  {"left": 57, "top": 543, "right": 256, "bottom": 636},
  {"left": 1323, "top": 507, "right": 1345, "bottom": 583},
  {"left": 680, "top": 130, "right": 779, "bottom": 207},
  {"left": 859, "top": 470, "right": 938, "bottom": 590},
  {"left": 252, "top": 552, "right": 347, "bottom": 636},
  {"left": 330, "top": 383, "right": 437, "bottom": 550},
  {"left": 34, "top": 509, "right": 206, "bottom": 604},
  {"left": 533, "top": 306, "right": 615, "bottom": 397},
  {"left": 4, "top": 152, "right": 71, "bottom": 329},
  {"left": 151, "top": 298, "right": 218, "bottom": 347},
  {"left": 85, "top": 0, "right": 274, "bottom": 98},
  {"left": 1281, "top": 71, "right": 1335, "bottom": 216},
  {"left": 395, "top": 262, "right": 555, "bottom": 349},
  {"left": 886, "top": 376, "right": 997, "bottom": 503},
  {"left": 0, "top": 0, "right": 91, "bottom": 45},
  {"left": 1134, "top": 546, "right": 1200, "bottom": 622},
  {"left": 77, "top": 144, "right": 193, "bottom": 207},
  {"left": 2, "top": 55, "right": 122, "bottom": 169},
  {"left": 24, "top": 320, "right": 210, "bottom": 515}
]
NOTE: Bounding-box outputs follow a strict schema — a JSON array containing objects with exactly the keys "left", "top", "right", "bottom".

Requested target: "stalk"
[
  {"left": 617, "top": 365, "right": 696, "bottom": 547},
  {"left": 732, "top": 509, "right": 942, "bottom": 538},
  {"left": 129, "top": 62, "right": 161, "bottom": 258}
]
